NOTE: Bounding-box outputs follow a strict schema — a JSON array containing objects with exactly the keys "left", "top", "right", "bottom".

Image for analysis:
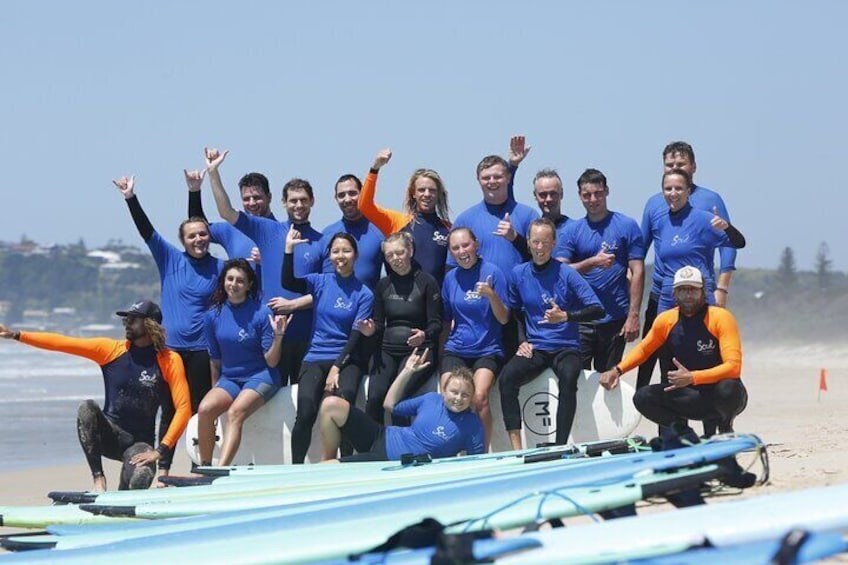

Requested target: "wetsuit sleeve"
[
  {"left": 372, "top": 279, "right": 386, "bottom": 335},
  {"left": 565, "top": 268, "right": 604, "bottom": 322},
  {"left": 18, "top": 332, "right": 125, "bottom": 366},
  {"left": 157, "top": 350, "right": 191, "bottom": 450},
  {"left": 693, "top": 308, "right": 742, "bottom": 385},
  {"left": 422, "top": 274, "right": 443, "bottom": 343},
  {"left": 204, "top": 313, "right": 221, "bottom": 362},
  {"left": 125, "top": 195, "right": 155, "bottom": 241},
  {"left": 567, "top": 304, "right": 605, "bottom": 323},
  {"left": 281, "top": 252, "right": 308, "bottom": 294},
  {"left": 360, "top": 170, "right": 410, "bottom": 235},
  {"left": 515, "top": 310, "right": 528, "bottom": 344},
  {"left": 511, "top": 233, "right": 531, "bottom": 261},
  {"left": 507, "top": 164, "right": 518, "bottom": 202},
  {"left": 640, "top": 199, "right": 654, "bottom": 256},
  {"left": 724, "top": 224, "right": 746, "bottom": 249},
  {"left": 187, "top": 190, "right": 207, "bottom": 221},
  {"left": 617, "top": 310, "right": 676, "bottom": 373},
  {"left": 334, "top": 330, "right": 363, "bottom": 368}
]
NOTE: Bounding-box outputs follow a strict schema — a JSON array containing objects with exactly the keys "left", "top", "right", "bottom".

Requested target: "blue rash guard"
[
  {"left": 315, "top": 217, "right": 385, "bottom": 290},
  {"left": 204, "top": 298, "right": 280, "bottom": 385},
  {"left": 234, "top": 212, "right": 322, "bottom": 342},
  {"left": 551, "top": 215, "right": 573, "bottom": 261},
  {"left": 559, "top": 211, "right": 645, "bottom": 324},
  {"left": 507, "top": 260, "right": 603, "bottom": 351},
  {"left": 147, "top": 231, "right": 224, "bottom": 350},
  {"left": 302, "top": 272, "right": 374, "bottom": 363},
  {"left": 385, "top": 392, "right": 484, "bottom": 459},
  {"left": 653, "top": 203, "right": 731, "bottom": 312},
  {"left": 642, "top": 184, "right": 735, "bottom": 296},
  {"left": 447, "top": 200, "right": 539, "bottom": 276},
  {"left": 442, "top": 259, "right": 507, "bottom": 358},
  {"left": 403, "top": 213, "right": 451, "bottom": 286}
]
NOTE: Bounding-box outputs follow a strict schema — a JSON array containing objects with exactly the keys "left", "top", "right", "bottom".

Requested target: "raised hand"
[
  {"left": 204, "top": 147, "right": 229, "bottom": 173},
  {"left": 710, "top": 206, "right": 729, "bottom": 231},
  {"left": 508, "top": 135, "right": 532, "bottom": 167},
  {"left": 0, "top": 324, "right": 17, "bottom": 339},
  {"left": 493, "top": 212, "right": 516, "bottom": 241},
  {"left": 249, "top": 246, "right": 262, "bottom": 265},
  {"left": 184, "top": 169, "right": 206, "bottom": 192},
  {"left": 539, "top": 298, "right": 567, "bottom": 324},
  {"left": 356, "top": 318, "right": 376, "bottom": 337},
  {"left": 269, "top": 314, "right": 290, "bottom": 338},
  {"left": 402, "top": 347, "right": 431, "bottom": 374},
  {"left": 112, "top": 175, "right": 136, "bottom": 199},
  {"left": 475, "top": 275, "right": 495, "bottom": 298},
  {"left": 372, "top": 148, "right": 393, "bottom": 170},
  {"left": 285, "top": 224, "right": 309, "bottom": 253},
  {"left": 664, "top": 357, "right": 694, "bottom": 391}
]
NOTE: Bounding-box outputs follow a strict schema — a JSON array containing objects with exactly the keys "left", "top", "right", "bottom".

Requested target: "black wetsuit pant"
[
  {"left": 498, "top": 349, "right": 582, "bottom": 445},
  {"left": 157, "top": 349, "right": 212, "bottom": 470},
  {"left": 292, "top": 360, "right": 362, "bottom": 464},
  {"left": 77, "top": 400, "right": 156, "bottom": 490},
  {"left": 279, "top": 341, "right": 309, "bottom": 387},
  {"left": 366, "top": 348, "right": 437, "bottom": 425},
  {"left": 578, "top": 319, "right": 626, "bottom": 372},
  {"left": 633, "top": 379, "right": 748, "bottom": 433}
]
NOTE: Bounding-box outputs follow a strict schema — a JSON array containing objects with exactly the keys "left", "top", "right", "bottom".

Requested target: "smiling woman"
[{"left": 114, "top": 174, "right": 225, "bottom": 475}]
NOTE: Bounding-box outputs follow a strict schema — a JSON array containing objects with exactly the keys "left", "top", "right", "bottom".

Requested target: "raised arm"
[
  {"left": 360, "top": 148, "right": 407, "bottom": 235},
  {"left": 113, "top": 176, "right": 155, "bottom": 241},
  {"left": 263, "top": 314, "right": 289, "bottom": 368},
  {"left": 281, "top": 225, "right": 310, "bottom": 295},
  {"left": 204, "top": 147, "right": 239, "bottom": 225},
  {"left": 383, "top": 347, "right": 431, "bottom": 411},
  {"left": 507, "top": 135, "right": 531, "bottom": 202},
  {"left": 186, "top": 169, "right": 209, "bottom": 221}
]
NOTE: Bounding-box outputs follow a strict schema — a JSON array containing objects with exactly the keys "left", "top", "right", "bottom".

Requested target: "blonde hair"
[
  {"left": 404, "top": 169, "right": 450, "bottom": 224},
  {"left": 381, "top": 231, "right": 415, "bottom": 255},
  {"left": 444, "top": 366, "right": 475, "bottom": 393}
]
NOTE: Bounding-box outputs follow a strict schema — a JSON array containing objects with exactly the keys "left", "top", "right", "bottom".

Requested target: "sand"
[{"left": 1, "top": 344, "right": 847, "bottom": 557}]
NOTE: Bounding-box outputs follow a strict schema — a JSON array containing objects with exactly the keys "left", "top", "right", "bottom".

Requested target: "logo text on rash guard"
[
  {"left": 697, "top": 338, "right": 716, "bottom": 353},
  {"left": 334, "top": 298, "right": 353, "bottom": 311}
]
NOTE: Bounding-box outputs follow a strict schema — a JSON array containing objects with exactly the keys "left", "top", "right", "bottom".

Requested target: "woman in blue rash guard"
[
  {"left": 197, "top": 259, "right": 288, "bottom": 467},
  {"left": 440, "top": 227, "right": 509, "bottom": 448},
  {"left": 282, "top": 227, "right": 374, "bottom": 464},
  {"left": 114, "top": 175, "right": 224, "bottom": 472},
  {"left": 652, "top": 169, "right": 746, "bottom": 313},
  {"left": 319, "top": 348, "right": 484, "bottom": 462}
]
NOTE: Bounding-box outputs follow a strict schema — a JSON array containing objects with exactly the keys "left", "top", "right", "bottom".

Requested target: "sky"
[{"left": 2, "top": 1, "right": 846, "bottom": 272}]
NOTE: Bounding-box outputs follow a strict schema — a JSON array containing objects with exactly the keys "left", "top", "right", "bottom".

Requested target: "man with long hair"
[{"left": 0, "top": 300, "right": 191, "bottom": 491}]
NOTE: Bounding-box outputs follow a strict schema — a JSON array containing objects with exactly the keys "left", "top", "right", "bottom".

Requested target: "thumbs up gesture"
[
  {"left": 539, "top": 297, "right": 568, "bottom": 324},
  {"left": 710, "top": 206, "right": 729, "bottom": 231},
  {"left": 475, "top": 275, "right": 495, "bottom": 298},
  {"left": 493, "top": 212, "right": 517, "bottom": 241}
]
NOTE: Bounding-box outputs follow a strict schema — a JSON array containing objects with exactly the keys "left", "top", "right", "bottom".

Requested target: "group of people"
[{"left": 0, "top": 136, "right": 751, "bottom": 491}]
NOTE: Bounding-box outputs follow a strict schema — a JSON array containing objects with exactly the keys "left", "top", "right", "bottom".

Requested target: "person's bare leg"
[
  {"left": 508, "top": 430, "right": 523, "bottom": 451},
  {"left": 218, "top": 389, "right": 265, "bottom": 466},
  {"left": 92, "top": 473, "right": 107, "bottom": 492},
  {"left": 319, "top": 396, "right": 351, "bottom": 461},
  {"left": 197, "top": 388, "right": 233, "bottom": 466},
  {"left": 473, "top": 369, "right": 495, "bottom": 450}
]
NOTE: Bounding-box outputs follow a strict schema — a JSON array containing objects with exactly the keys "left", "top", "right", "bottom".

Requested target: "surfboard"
[{"left": 184, "top": 370, "right": 641, "bottom": 464}]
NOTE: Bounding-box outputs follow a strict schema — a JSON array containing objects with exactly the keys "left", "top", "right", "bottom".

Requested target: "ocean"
[{"left": 0, "top": 342, "right": 104, "bottom": 472}]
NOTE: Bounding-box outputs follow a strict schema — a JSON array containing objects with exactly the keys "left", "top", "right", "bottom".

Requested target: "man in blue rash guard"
[
  {"left": 532, "top": 169, "right": 573, "bottom": 259},
  {"left": 314, "top": 174, "right": 386, "bottom": 290},
  {"left": 204, "top": 148, "right": 321, "bottom": 386},
  {"left": 186, "top": 168, "right": 275, "bottom": 263},
  {"left": 638, "top": 141, "right": 737, "bottom": 389},
  {"left": 449, "top": 151, "right": 539, "bottom": 361},
  {"left": 558, "top": 168, "right": 645, "bottom": 372},
  {"left": 499, "top": 218, "right": 604, "bottom": 450}
]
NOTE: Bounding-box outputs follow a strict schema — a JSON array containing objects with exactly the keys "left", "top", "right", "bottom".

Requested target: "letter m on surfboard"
[{"left": 535, "top": 400, "right": 551, "bottom": 427}]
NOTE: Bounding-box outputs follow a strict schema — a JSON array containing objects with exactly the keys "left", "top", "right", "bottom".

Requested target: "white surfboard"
[{"left": 185, "top": 370, "right": 640, "bottom": 464}]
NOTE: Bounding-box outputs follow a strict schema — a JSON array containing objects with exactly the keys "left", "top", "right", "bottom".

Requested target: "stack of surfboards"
[{"left": 5, "top": 435, "right": 844, "bottom": 564}]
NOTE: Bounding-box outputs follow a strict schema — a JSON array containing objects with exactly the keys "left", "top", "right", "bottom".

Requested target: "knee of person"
[
  {"left": 77, "top": 399, "right": 99, "bottom": 422},
  {"left": 632, "top": 388, "right": 651, "bottom": 412},
  {"left": 226, "top": 405, "right": 248, "bottom": 426},
  {"left": 474, "top": 392, "right": 490, "bottom": 412},
  {"left": 322, "top": 395, "right": 348, "bottom": 415},
  {"left": 127, "top": 465, "right": 155, "bottom": 490}
]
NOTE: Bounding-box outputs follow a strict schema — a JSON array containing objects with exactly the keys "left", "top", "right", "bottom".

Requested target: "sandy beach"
[{"left": 2, "top": 343, "right": 847, "bottom": 557}]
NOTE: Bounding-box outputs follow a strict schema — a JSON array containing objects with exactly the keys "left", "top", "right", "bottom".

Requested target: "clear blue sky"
[{"left": 2, "top": 1, "right": 845, "bottom": 271}]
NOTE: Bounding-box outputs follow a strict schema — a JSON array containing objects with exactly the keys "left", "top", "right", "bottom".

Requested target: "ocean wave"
[{"left": 0, "top": 395, "right": 101, "bottom": 404}]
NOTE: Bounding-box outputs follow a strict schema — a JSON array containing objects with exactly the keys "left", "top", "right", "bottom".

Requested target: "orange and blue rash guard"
[
  {"left": 617, "top": 305, "right": 742, "bottom": 386},
  {"left": 19, "top": 332, "right": 191, "bottom": 449}
]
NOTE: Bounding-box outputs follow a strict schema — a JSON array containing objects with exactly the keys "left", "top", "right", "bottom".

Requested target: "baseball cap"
[
  {"left": 116, "top": 300, "right": 163, "bottom": 323},
  {"left": 672, "top": 266, "right": 703, "bottom": 289}
]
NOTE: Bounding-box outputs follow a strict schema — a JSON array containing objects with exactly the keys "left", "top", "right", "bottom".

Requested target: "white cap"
[{"left": 673, "top": 266, "right": 703, "bottom": 289}]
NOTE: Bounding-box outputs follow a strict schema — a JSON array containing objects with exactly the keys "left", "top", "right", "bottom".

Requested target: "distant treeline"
[{"left": 1, "top": 242, "right": 845, "bottom": 342}]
